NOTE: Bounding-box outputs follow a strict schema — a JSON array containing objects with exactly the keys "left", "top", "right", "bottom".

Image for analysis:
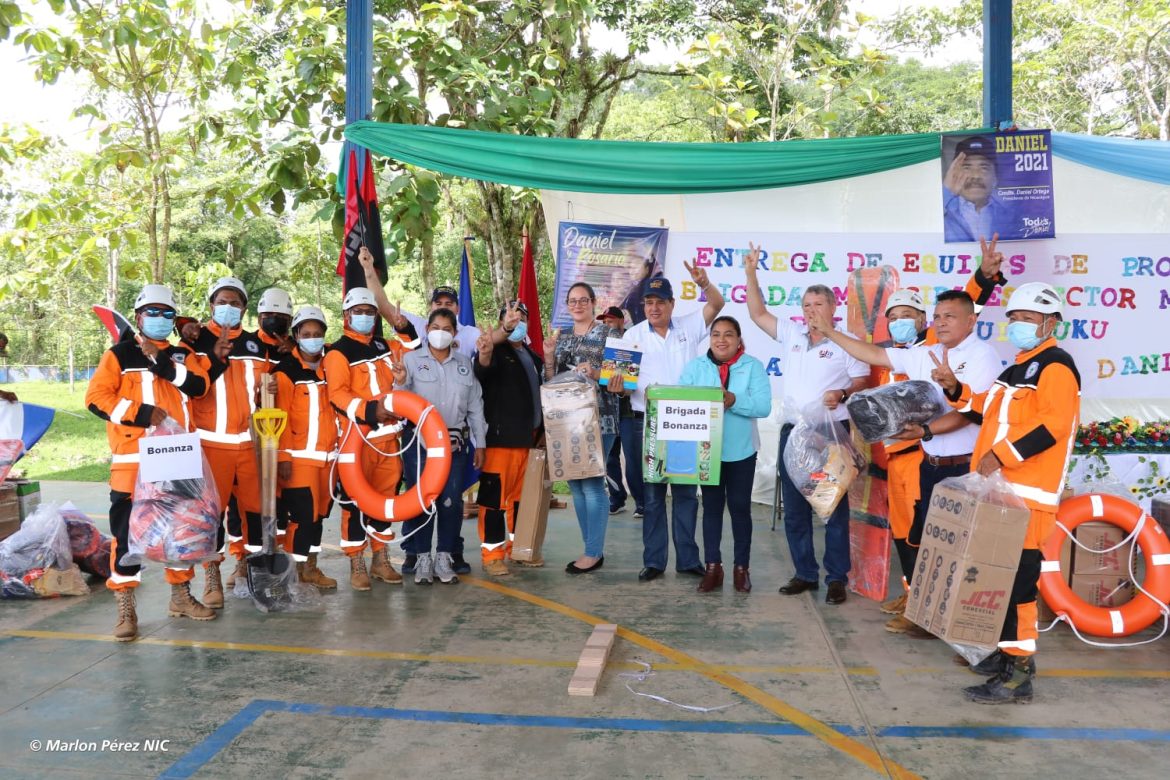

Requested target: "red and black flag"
[{"left": 336, "top": 148, "right": 387, "bottom": 293}]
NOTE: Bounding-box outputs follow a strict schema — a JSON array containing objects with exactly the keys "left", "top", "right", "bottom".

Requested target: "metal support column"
[
  {"left": 983, "top": 0, "right": 1013, "bottom": 128},
  {"left": 344, "top": 0, "right": 373, "bottom": 181}
]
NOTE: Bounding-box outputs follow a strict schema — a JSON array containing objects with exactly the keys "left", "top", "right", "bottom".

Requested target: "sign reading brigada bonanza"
[
  {"left": 138, "top": 432, "right": 203, "bottom": 483},
  {"left": 550, "top": 221, "right": 669, "bottom": 329},
  {"left": 941, "top": 130, "right": 1055, "bottom": 243}
]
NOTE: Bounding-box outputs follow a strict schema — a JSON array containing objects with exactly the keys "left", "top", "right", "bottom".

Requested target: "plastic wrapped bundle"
[
  {"left": 541, "top": 372, "right": 606, "bottom": 481},
  {"left": 122, "top": 423, "right": 221, "bottom": 569},
  {"left": 0, "top": 502, "right": 73, "bottom": 576},
  {"left": 60, "top": 505, "right": 113, "bottom": 579},
  {"left": 845, "top": 380, "right": 942, "bottom": 443},
  {"left": 783, "top": 403, "right": 867, "bottom": 519}
]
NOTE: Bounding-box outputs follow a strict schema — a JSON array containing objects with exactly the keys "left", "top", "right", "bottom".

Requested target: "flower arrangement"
[{"left": 1074, "top": 418, "right": 1170, "bottom": 453}]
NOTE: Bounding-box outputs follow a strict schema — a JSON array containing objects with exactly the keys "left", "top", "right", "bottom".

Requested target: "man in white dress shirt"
[
  {"left": 806, "top": 288, "right": 1002, "bottom": 610},
  {"left": 625, "top": 266, "right": 725, "bottom": 582},
  {"left": 744, "top": 245, "right": 870, "bottom": 605}
]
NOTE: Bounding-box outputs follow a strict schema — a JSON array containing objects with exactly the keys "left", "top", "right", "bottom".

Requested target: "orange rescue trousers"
[
  {"left": 338, "top": 444, "right": 402, "bottom": 555},
  {"left": 203, "top": 444, "right": 262, "bottom": 561},
  {"left": 280, "top": 462, "right": 334, "bottom": 561},
  {"left": 477, "top": 447, "right": 529, "bottom": 562}
]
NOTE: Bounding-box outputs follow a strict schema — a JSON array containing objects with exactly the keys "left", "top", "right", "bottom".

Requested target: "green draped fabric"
[{"left": 343, "top": 120, "right": 963, "bottom": 194}]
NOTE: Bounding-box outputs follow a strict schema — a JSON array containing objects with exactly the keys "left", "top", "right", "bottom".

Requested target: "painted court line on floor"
[{"left": 157, "top": 699, "right": 1170, "bottom": 779}]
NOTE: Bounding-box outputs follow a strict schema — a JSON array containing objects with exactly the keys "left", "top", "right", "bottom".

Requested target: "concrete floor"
[{"left": 0, "top": 481, "right": 1167, "bottom": 779}]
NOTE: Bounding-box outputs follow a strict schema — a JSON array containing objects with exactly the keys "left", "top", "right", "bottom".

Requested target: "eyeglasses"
[
  {"left": 142, "top": 308, "right": 176, "bottom": 319},
  {"left": 566, "top": 297, "right": 593, "bottom": 306}
]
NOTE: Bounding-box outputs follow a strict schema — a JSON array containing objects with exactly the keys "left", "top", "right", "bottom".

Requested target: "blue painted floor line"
[{"left": 157, "top": 699, "right": 1170, "bottom": 779}]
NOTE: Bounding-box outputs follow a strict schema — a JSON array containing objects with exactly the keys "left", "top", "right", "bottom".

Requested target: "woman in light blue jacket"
[{"left": 679, "top": 316, "right": 772, "bottom": 594}]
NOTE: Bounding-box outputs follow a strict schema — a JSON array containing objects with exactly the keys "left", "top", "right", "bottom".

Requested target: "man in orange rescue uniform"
[
  {"left": 937, "top": 281, "right": 1080, "bottom": 704},
  {"left": 86, "top": 284, "right": 215, "bottom": 641},
  {"left": 273, "top": 304, "right": 338, "bottom": 588},
  {"left": 189, "top": 277, "right": 270, "bottom": 608},
  {"left": 322, "top": 283, "right": 407, "bottom": 591}
]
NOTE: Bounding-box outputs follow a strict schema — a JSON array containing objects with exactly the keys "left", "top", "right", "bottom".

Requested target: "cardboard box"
[
  {"left": 512, "top": 449, "right": 551, "bottom": 563},
  {"left": 918, "top": 482, "right": 1031, "bottom": 569},
  {"left": 541, "top": 382, "right": 606, "bottom": 481},
  {"left": 1073, "top": 521, "right": 1133, "bottom": 575},
  {"left": 1069, "top": 574, "right": 1136, "bottom": 608},
  {"left": 6, "top": 479, "right": 41, "bottom": 521},
  {"left": 1150, "top": 498, "right": 1170, "bottom": 535},
  {"left": 0, "top": 482, "right": 20, "bottom": 541},
  {"left": 906, "top": 481, "right": 1031, "bottom": 647},
  {"left": 643, "top": 385, "right": 724, "bottom": 485}
]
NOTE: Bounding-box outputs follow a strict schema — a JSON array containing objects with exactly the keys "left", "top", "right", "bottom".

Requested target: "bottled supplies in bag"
[
  {"left": 783, "top": 402, "right": 866, "bottom": 519},
  {"left": 845, "top": 380, "right": 942, "bottom": 443},
  {"left": 122, "top": 420, "right": 221, "bottom": 568}
]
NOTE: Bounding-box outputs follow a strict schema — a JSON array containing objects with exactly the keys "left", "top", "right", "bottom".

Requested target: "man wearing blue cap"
[
  {"left": 623, "top": 263, "right": 726, "bottom": 582},
  {"left": 943, "top": 135, "right": 1023, "bottom": 242}
]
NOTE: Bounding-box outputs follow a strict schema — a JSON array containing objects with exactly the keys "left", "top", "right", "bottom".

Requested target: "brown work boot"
[
  {"left": 880, "top": 592, "right": 907, "bottom": 615},
  {"left": 168, "top": 581, "right": 216, "bottom": 621},
  {"left": 697, "top": 562, "right": 724, "bottom": 593},
  {"left": 349, "top": 553, "right": 372, "bottom": 591},
  {"left": 369, "top": 547, "right": 403, "bottom": 584},
  {"left": 202, "top": 560, "right": 224, "bottom": 609},
  {"left": 733, "top": 565, "right": 752, "bottom": 593},
  {"left": 225, "top": 558, "right": 247, "bottom": 591},
  {"left": 302, "top": 553, "right": 337, "bottom": 589},
  {"left": 483, "top": 558, "right": 511, "bottom": 577},
  {"left": 113, "top": 589, "right": 138, "bottom": 642},
  {"left": 884, "top": 613, "right": 932, "bottom": 638}
]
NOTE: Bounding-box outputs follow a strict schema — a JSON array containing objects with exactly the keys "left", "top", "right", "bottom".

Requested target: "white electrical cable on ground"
[
  {"left": 617, "top": 661, "right": 737, "bottom": 714},
  {"left": 1039, "top": 514, "right": 1170, "bottom": 648}
]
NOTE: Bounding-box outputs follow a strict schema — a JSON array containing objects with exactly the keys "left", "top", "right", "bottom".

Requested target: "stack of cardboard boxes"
[
  {"left": 541, "top": 381, "right": 605, "bottom": 482},
  {"left": 511, "top": 449, "right": 551, "bottom": 564},
  {"left": 0, "top": 479, "right": 40, "bottom": 541},
  {"left": 905, "top": 481, "right": 1031, "bottom": 648}
]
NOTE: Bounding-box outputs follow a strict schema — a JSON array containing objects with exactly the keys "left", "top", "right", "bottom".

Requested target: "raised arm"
[
  {"left": 683, "top": 259, "right": 725, "bottom": 326},
  {"left": 743, "top": 242, "right": 778, "bottom": 340},
  {"left": 804, "top": 306, "right": 893, "bottom": 369}
]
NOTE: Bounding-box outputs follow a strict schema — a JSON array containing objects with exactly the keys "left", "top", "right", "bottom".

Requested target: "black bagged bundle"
[{"left": 845, "top": 380, "right": 942, "bottom": 443}]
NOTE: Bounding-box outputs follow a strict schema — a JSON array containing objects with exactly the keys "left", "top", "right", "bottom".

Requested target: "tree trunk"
[
  {"left": 420, "top": 209, "right": 435, "bottom": 292},
  {"left": 106, "top": 247, "right": 119, "bottom": 309}
]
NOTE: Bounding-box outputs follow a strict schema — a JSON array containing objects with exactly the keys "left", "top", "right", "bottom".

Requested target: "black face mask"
[{"left": 260, "top": 316, "right": 290, "bottom": 337}]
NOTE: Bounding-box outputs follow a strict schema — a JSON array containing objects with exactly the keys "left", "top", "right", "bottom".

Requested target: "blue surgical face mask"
[
  {"left": 508, "top": 321, "right": 528, "bottom": 343},
  {"left": 888, "top": 318, "right": 918, "bottom": 345},
  {"left": 350, "top": 313, "right": 376, "bottom": 335},
  {"left": 141, "top": 316, "right": 174, "bottom": 341},
  {"left": 213, "top": 304, "right": 242, "bottom": 329},
  {"left": 298, "top": 337, "right": 325, "bottom": 356},
  {"left": 1007, "top": 321, "right": 1044, "bottom": 351}
]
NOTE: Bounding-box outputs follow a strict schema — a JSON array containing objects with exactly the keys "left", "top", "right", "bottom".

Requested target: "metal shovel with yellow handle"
[{"left": 246, "top": 379, "right": 294, "bottom": 612}]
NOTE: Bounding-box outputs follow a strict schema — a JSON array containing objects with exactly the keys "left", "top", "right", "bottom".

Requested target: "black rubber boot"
[
  {"left": 969, "top": 649, "right": 1006, "bottom": 676},
  {"left": 964, "top": 655, "right": 1035, "bottom": 704}
]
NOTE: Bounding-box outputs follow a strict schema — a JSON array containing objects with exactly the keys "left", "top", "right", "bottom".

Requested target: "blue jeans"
[
  {"left": 619, "top": 415, "right": 645, "bottom": 512},
  {"left": 642, "top": 478, "right": 701, "bottom": 572},
  {"left": 401, "top": 425, "right": 465, "bottom": 557},
  {"left": 701, "top": 454, "right": 757, "bottom": 568},
  {"left": 779, "top": 424, "right": 851, "bottom": 585},
  {"left": 401, "top": 446, "right": 468, "bottom": 555},
  {"left": 606, "top": 434, "right": 626, "bottom": 510},
  {"left": 568, "top": 433, "right": 615, "bottom": 558}
]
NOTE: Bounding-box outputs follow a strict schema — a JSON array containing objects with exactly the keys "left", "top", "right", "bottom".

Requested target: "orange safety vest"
[
  {"left": 322, "top": 327, "right": 408, "bottom": 441},
  {"left": 190, "top": 322, "right": 271, "bottom": 449},
  {"left": 85, "top": 337, "right": 209, "bottom": 466},
  {"left": 273, "top": 348, "right": 338, "bottom": 464},
  {"left": 952, "top": 337, "right": 1081, "bottom": 511}
]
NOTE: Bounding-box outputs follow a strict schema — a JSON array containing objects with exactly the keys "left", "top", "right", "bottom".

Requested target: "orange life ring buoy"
[
  {"left": 1039, "top": 493, "right": 1170, "bottom": 637},
  {"left": 337, "top": 391, "right": 451, "bottom": 530}
]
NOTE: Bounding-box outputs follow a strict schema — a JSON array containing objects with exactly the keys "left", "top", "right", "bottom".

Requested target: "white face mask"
[{"left": 427, "top": 329, "right": 454, "bottom": 350}]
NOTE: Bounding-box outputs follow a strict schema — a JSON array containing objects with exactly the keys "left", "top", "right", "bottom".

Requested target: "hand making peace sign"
[
  {"left": 978, "top": 233, "right": 1004, "bottom": 279},
  {"left": 683, "top": 259, "right": 709, "bottom": 289},
  {"left": 930, "top": 346, "right": 959, "bottom": 394}
]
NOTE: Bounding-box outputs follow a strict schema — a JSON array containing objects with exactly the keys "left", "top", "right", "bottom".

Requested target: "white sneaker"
[
  {"left": 434, "top": 552, "right": 459, "bottom": 584},
  {"left": 414, "top": 552, "right": 434, "bottom": 585}
]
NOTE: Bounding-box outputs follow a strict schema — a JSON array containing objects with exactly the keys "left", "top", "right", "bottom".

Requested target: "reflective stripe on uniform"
[
  {"left": 997, "top": 638, "right": 1036, "bottom": 652},
  {"left": 112, "top": 453, "right": 140, "bottom": 464},
  {"left": 1007, "top": 481, "right": 1060, "bottom": 508},
  {"left": 111, "top": 397, "right": 133, "bottom": 424},
  {"left": 198, "top": 429, "right": 252, "bottom": 445}
]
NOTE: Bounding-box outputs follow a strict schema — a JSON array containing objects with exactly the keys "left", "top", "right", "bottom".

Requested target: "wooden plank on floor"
[{"left": 568, "top": 624, "right": 618, "bottom": 697}]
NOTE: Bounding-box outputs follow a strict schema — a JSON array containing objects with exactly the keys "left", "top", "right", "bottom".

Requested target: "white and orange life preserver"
[
  {"left": 1039, "top": 493, "right": 1170, "bottom": 637},
  {"left": 337, "top": 391, "right": 451, "bottom": 527}
]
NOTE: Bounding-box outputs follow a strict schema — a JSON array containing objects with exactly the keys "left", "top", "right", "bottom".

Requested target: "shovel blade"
[{"left": 246, "top": 550, "right": 297, "bottom": 613}]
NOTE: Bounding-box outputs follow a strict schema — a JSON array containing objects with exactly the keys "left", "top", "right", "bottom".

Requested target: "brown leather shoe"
[
  {"left": 697, "top": 562, "right": 723, "bottom": 592},
  {"left": 825, "top": 580, "right": 848, "bottom": 605},
  {"left": 733, "top": 565, "right": 752, "bottom": 593},
  {"left": 778, "top": 577, "right": 819, "bottom": 595}
]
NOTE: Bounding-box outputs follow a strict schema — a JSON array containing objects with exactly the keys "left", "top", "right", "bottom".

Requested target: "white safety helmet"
[
  {"left": 208, "top": 276, "right": 248, "bottom": 304},
  {"left": 291, "top": 305, "right": 327, "bottom": 332},
  {"left": 885, "top": 289, "right": 926, "bottom": 315},
  {"left": 134, "top": 284, "right": 175, "bottom": 311},
  {"left": 1006, "top": 282, "right": 1063, "bottom": 317},
  {"left": 257, "top": 288, "right": 294, "bottom": 316},
  {"left": 342, "top": 287, "right": 377, "bottom": 311}
]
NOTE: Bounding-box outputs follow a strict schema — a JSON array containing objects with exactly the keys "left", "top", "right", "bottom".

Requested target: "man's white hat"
[
  {"left": 258, "top": 288, "right": 294, "bottom": 316},
  {"left": 208, "top": 276, "right": 248, "bottom": 304},
  {"left": 1006, "top": 282, "right": 1063, "bottom": 317},
  {"left": 342, "top": 287, "right": 377, "bottom": 311},
  {"left": 134, "top": 284, "right": 175, "bottom": 311},
  {"left": 885, "top": 289, "right": 926, "bottom": 315},
  {"left": 292, "top": 305, "right": 327, "bottom": 331}
]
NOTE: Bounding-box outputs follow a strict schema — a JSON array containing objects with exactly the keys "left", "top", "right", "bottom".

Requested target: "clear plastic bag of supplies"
[
  {"left": 0, "top": 502, "right": 84, "bottom": 599},
  {"left": 541, "top": 371, "right": 606, "bottom": 481},
  {"left": 122, "top": 420, "right": 221, "bottom": 568},
  {"left": 59, "top": 502, "right": 113, "bottom": 579},
  {"left": 783, "top": 402, "right": 867, "bottom": 520},
  {"left": 845, "top": 380, "right": 943, "bottom": 443},
  {"left": 905, "top": 472, "right": 1030, "bottom": 666}
]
